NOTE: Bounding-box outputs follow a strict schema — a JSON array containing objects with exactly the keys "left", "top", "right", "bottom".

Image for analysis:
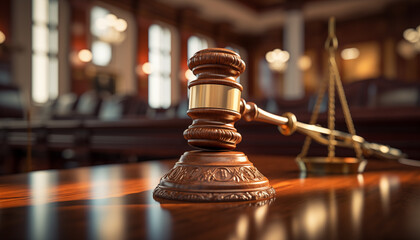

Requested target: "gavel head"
[{"left": 184, "top": 48, "right": 246, "bottom": 150}]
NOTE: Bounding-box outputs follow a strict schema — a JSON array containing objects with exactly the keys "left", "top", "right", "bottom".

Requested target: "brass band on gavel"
[{"left": 189, "top": 84, "right": 242, "bottom": 112}]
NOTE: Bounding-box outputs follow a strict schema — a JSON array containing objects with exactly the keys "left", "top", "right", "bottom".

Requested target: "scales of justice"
[{"left": 153, "top": 19, "right": 405, "bottom": 202}]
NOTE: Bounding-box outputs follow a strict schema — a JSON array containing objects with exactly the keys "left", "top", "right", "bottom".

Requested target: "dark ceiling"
[{"left": 232, "top": 0, "right": 322, "bottom": 12}]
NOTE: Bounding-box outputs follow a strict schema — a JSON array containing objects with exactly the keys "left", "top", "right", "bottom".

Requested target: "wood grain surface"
[{"left": 1, "top": 155, "right": 420, "bottom": 239}]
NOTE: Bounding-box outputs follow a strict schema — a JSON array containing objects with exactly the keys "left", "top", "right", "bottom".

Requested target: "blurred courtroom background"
[{"left": 0, "top": 0, "right": 420, "bottom": 174}]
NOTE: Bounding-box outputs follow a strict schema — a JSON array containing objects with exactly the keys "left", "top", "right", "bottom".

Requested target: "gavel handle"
[{"left": 240, "top": 99, "right": 406, "bottom": 160}]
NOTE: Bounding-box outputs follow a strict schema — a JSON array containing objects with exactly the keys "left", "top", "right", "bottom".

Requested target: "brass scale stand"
[
  {"left": 154, "top": 19, "right": 405, "bottom": 202},
  {"left": 296, "top": 17, "right": 366, "bottom": 174}
]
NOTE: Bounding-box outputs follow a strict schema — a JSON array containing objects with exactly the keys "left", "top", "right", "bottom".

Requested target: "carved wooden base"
[{"left": 153, "top": 151, "right": 275, "bottom": 202}]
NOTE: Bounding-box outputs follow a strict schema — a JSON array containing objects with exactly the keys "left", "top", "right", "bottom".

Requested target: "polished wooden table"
[{"left": 1, "top": 155, "right": 420, "bottom": 239}]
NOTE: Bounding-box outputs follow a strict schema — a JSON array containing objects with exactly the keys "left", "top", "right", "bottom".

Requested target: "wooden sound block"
[{"left": 153, "top": 151, "right": 275, "bottom": 202}]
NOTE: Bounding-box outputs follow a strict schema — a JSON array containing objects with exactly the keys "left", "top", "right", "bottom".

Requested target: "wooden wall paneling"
[
  {"left": 179, "top": 29, "right": 190, "bottom": 100},
  {"left": 138, "top": 0, "right": 178, "bottom": 26},
  {"left": 180, "top": 10, "right": 217, "bottom": 40},
  {"left": 176, "top": 8, "right": 197, "bottom": 100},
  {"left": 0, "top": 0, "right": 11, "bottom": 47},
  {"left": 69, "top": 0, "right": 91, "bottom": 95},
  {"left": 97, "top": 0, "right": 137, "bottom": 13},
  {"left": 0, "top": 0, "right": 12, "bottom": 88},
  {"left": 136, "top": 16, "right": 151, "bottom": 100},
  {"left": 305, "top": 20, "right": 327, "bottom": 89},
  {"left": 214, "top": 22, "right": 233, "bottom": 47}
]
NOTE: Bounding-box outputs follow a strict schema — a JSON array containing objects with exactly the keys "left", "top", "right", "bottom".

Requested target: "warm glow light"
[
  {"left": 379, "top": 175, "right": 400, "bottom": 216},
  {"left": 0, "top": 31, "right": 5, "bottom": 44},
  {"left": 351, "top": 189, "right": 364, "bottom": 235},
  {"left": 341, "top": 48, "right": 360, "bottom": 60},
  {"left": 114, "top": 19, "right": 127, "bottom": 32},
  {"left": 298, "top": 55, "right": 312, "bottom": 71},
  {"left": 254, "top": 204, "right": 268, "bottom": 230},
  {"left": 265, "top": 51, "right": 275, "bottom": 63},
  {"left": 78, "top": 49, "right": 92, "bottom": 62},
  {"left": 302, "top": 200, "right": 327, "bottom": 238},
  {"left": 105, "top": 14, "right": 117, "bottom": 26},
  {"left": 275, "top": 49, "right": 290, "bottom": 62},
  {"left": 142, "top": 62, "right": 152, "bottom": 75},
  {"left": 403, "top": 28, "right": 420, "bottom": 43},
  {"left": 265, "top": 49, "right": 290, "bottom": 63},
  {"left": 265, "top": 48, "right": 290, "bottom": 72},
  {"left": 357, "top": 174, "right": 364, "bottom": 186},
  {"left": 185, "top": 69, "right": 195, "bottom": 81},
  {"left": 234, "top": 214, "right": 249, "bottom": 240},
  {"left": 269, "top": 62, "right": 287, "bottom": 72}
]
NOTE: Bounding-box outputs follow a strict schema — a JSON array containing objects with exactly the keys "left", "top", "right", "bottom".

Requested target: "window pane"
[
  {"left": 188, "top": 35, "right": 208, "bottom": 59},
  {"left": 149, "top": 51, "right": 160, "bottom": 72},
  {"left": 162, "top": 55, "right": 171, "bottom": 74},
  {"left": 161, "top": 28, "right": 171, "bottom": 52},
  {"left": 148, "top": 24, "right": 161, "bottom": 50},
  {"left": 201, "top": 38, "right": 208, "bottom": 49},
  {"left": 148, "top": 75, "right": 160, "bottom": 109},
  {"left": 161, "top": 77, "right": 171, "bottom": 109},
  {"left": 187, "top": 36, "right": 197, "bottom": 59},
  {"left": 48, "top": 0, "right": 59, "bottom": 25},
  {"left": 32, "top": 54, "right": 49, "bottom": 103},
  {"left": 49, "top": 29, "right": 58, "bottom": 53},
  {"left": 33, "top": 25, "right": 49, "bottom": 53},
  {"left": 49, "top": 58, "right": 58, "bottom": 99},
  {"left": 33, "top": 0, "right": 48, "bottom": 23}
]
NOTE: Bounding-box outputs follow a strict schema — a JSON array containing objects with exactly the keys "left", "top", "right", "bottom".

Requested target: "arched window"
[{"left": 148, "top": 24, "right": 172, "bottom": 109}]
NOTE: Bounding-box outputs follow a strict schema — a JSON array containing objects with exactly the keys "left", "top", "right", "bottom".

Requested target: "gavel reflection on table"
[{"left": 153, "top": 48, "right": 404, "bottom": 202}]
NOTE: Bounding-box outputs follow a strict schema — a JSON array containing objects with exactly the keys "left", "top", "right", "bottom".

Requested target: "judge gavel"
[
  {"left": 183, "top": 48, "right": 293, "bottom": 150},
  {"left": 153, "top": 48, "right": 404, "bottom": 202}
]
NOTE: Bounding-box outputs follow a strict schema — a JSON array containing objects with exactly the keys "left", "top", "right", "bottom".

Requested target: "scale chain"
[{"left": 298, "top": 16, "right": 364, "bottom": 160}]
